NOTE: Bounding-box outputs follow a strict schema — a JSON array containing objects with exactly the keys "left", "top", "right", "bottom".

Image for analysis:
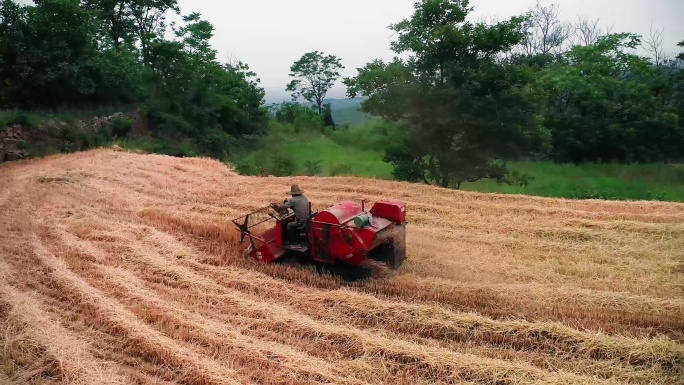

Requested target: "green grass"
[
  {"left": 232, "top": 121, "right": 684, "bottom": 203},
  {"left": 239, "top": 133, "right": 393, "bottom": 179},
  {"left": 1, "top": 104, "right": 137, "bottom": 128},
  {"left": 0, "top": 110, "right": 42, "bottom": 128},
  {"left": 462, "top": 161, "right": 684, "bottom": 202},
  {"left": 234, "top": 121, "right": 395, "bottom": 179}
]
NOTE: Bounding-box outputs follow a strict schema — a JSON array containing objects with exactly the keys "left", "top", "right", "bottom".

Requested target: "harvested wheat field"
[{"left": 1, "top": 148, "right": 683, "bottom": 385}]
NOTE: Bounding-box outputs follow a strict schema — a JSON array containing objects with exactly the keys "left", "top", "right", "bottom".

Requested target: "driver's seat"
[{"left": 292, "top": 212, "right": 316, "bottom": 245}]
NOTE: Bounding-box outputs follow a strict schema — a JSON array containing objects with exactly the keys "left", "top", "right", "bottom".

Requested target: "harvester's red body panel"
[
  {"left": 370, "top": 200, "right": 406, "bottom": 224},
  {"left": 313, "top": 200, "right": 362, "bottom": 225},
  {"left": 310, "top": 201, "right": 402, "bottom": 266},
  {"left": 248, "top": 227, "right": 286, "bottom": 264}
]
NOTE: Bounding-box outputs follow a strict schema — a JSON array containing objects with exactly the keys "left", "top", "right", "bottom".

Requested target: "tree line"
[
  {"left": 0, "top": 0, "right": 268, "bottom": 159},
  {"left": 344, "top": 0, "right": 684, "bottom": 188}
]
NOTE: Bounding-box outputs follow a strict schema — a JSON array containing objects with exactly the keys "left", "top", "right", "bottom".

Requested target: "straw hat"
[{"left": 289, "top": 184, "right": 304, "bottom": 195}]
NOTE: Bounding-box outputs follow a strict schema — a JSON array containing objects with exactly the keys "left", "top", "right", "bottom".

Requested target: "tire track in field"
[
  {"left": 28, "top": 234, "right": 244, "bottom": 385},
  {"left": 48, "top": 215, "right": 682, "bottom": 383}
]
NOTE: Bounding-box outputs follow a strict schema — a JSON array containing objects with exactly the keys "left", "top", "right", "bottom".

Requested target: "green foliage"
[
  {"left": 323, "top": 98, "right": 374, "bottom": 126},
  {"left": 0, "top": 110, "right": 41, "bottom": 127},
  {"left": 235, "top": 120, "right": 395, "bottom": 180},
  {"left": 93, "top": 124, "right": 114, "bottom": 147},
  {"left": 112, "top": 136, "right": 198, "bottom": 157},
  {"left": 111, "top": 117, "right": 132, "bottom": 138},
  {"left": 327, "top": 119, "right": 401, "bottom": 152},
  {"left": 162, "top": 138, "right": 197, "bottom": 157},
  {"left": 235, "top": 116, "right": 684, "bottom": 202},
  {"left": 303, "top": 160, "right": 323, "bottom": 176},
  {"left": 0, "top": 0, "right": 102, "bottom": 106},
  {"left": 341, "top": 0, "right": 684, "bottom": 189},
  {"left": 234, "top": 161, "right": 258, "bottom": 176},
  {"left": 536, "top": 33, "right": 684, "bottom": 163},
  {"left": 2, "top": 0, "right": 683, "bottom": 208},
  {"left": 464, "top": 161, "right": 684, "bottom": 202},
  {"left": 508, "top": 169, "right": 535, "bottom": 187},
  {"left": 322, "top": 103, "right": 335, "bottom": 129},
  {"left": 344, "top": 0, "right": 550, "bottom": 188},
  {"left": 271, "top": 152, "right": 296, "bottom": 177},
  {"left": 200, "top": 130, "right": 232, "bottom": 160},
  {"left": 272, "top": 102, "right": 323, "bottom": 131},
  {"left": 329, "top": 162, "right": 353, "bottom": 176},
  {"left": 286, "top": 51, "right": 344, "bottom": 114},
  {"left": 0, "top": 0, "right": 267, "bottom": 161}
]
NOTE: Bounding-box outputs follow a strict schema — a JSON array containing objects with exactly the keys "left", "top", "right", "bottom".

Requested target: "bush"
[
  {"left": 646, "top": 191, "right": 667, "bottom": 201},
  {"left": 329, "top": 162, "right": 353, "bottom": 176},
  {"left": 60, "top": 126, "right": 89, "bottom": 151},
  {"left": 111, "top": 117, "right": 132, "bottom": 138},
  {"left": 93, "top": 125, "right": 113, "bottom": 147},
  {"left": 202, "top": 130, "right": 233, "bottom": 160},
  {"left": 569, "top": 188, "right": 617, "bottom": 200},
  {"left": 235, "top": 161, "right": 258, "bottom": 176},
  {"left": 160, "top": 138, "right": 197, "bottom": 157},
  {"left": 271, "top": 153, "right": 296, "bottom": 176},
  {"left": 327, "top": 120, "right": 402, "bottom": 152},
  {"left": 507, "top": 169, "right": 535, "bottom": 187},
  {"left": 304, "top": 160, "right": 323, "bottom": 176},
  {"left": 0, "top": 110, "right": 40, "bottom": 127},
  {"left": 146, "top": 109, "right": 193, "bottom": 136},
  {"left": 273, "top": 102, "right": 323, "bottom": 133}
]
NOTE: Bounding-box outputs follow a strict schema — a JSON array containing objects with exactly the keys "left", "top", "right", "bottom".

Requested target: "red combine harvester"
[{"left": 231, "top": 199, "right": 407, "bottom": 279}]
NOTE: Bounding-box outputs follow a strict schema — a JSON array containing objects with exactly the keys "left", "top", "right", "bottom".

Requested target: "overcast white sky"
[
  {"left": 15, "top": 0, "right": 684, "bottom": 101},
  {"left": 169, "top": 0, "right": 682, "bottom": 102}
]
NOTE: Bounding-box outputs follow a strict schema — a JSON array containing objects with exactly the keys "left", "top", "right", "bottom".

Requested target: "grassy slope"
[
  {"left": 235, "top": 122, "right": 684, "bottom": 202},
  {"left": 278, "top": 137, "right": 393, "bottom": 179},
  {"left": 466, "top": 161, "right": 684, "bottom": 201},
  {"left": 237, "top": 122, "right": 395, "bottom": 180}
]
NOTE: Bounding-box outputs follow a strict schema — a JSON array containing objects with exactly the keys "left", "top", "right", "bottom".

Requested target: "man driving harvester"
[{"left": 270, "top": 184, "right": 310, "bottom": 246}]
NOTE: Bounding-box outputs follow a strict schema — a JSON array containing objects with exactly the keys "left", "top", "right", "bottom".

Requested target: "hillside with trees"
[
  {"left": 1, "top": 0, "right": 683, "bottom": 201},
  {"left": 343, "top": 0, "right": 684, "bottom": 189},
  {"left": 0, "top": 0, "right": 268, "bottom": 159}
]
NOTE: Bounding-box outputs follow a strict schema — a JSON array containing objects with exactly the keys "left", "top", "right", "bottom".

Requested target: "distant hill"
[
  {"left": 324, "top": 98, "right": 375, "bottom": 126},
  {"left": 267, "top": 97, "right": 375, "bottom": 126}
]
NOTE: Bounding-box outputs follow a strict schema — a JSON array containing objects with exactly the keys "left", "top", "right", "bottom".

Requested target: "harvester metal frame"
[{"left": 231, "top": 199, "right": 407, "bottom": 278}]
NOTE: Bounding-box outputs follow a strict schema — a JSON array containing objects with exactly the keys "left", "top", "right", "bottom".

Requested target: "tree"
[
  {"left": 0, "top": 0, "right": 268, "bottom": 160},
  {"left": 322, "top": 103, "right": 335, "bottom": 129},
  {"left": 272, "top": 102, "right": 322, "bottom": 129},
  {"left": 129, "top": 0, "right": 179, "bottom": 65},
  {"left": 344, "top": 0, "right": 550, "bottom": 189},
  {"left": 643, "top": 24, "right": 667, "bottom": 66},
  {"left": 0, "top": 0, "right": 104, "bottom": 107},
  {"left": 521, "top": 1, "right": 571, "bottom": 57},
  {"left": 81, "top": 0, "right": 136, "bottom": 47},
  {"left": 0, "top": 0, "right": 28, "bottom": 106},
  {"left": 571, "top": 15, "right": 613, "bottom": 47},
  {"left": 286, "top": 51, "right": 344, "bottom": 115},
  {"left": 144, "top": 12, "right": 267, "bottom": 155},
  {"left": 537, "top": 33, "right": 684, "bottom": 163}
]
